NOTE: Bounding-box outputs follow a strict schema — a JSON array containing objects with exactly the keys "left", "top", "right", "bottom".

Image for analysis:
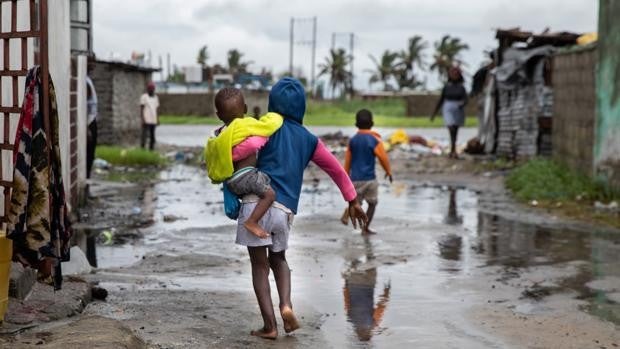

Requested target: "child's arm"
[
  {"left": 232, "top": 136, "right": 268, "bottom": 162},
  {"left": 312, "top": 140, "right": 367, "bottom": 229},
  {"left": 311, "top": 140, "right": 356, "bottom": 201},
  {"left": 343, "top": 144, "right": 352, "bottom": 175},
  {"left": 374, "top": 141, "right": 392, "bottom": 182}
]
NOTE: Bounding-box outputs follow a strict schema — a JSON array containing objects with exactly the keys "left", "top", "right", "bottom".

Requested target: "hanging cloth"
[{"left": 6, "top": 66, "right": 72, "bottom": 290}]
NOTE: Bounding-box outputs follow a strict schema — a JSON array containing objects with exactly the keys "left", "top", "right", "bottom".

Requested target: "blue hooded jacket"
[{"left": 257, "top": 78, "right": 317, "bottom": 214}]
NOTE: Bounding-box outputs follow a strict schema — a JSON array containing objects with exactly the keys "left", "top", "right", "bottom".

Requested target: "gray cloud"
[{"left": 93, "top": 0, "right": 597, "bottom": 89}]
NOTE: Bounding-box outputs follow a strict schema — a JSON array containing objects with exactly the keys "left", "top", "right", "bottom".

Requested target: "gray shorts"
[
  {"left": 235, "top": 201, "right": 294, "bottom": 252},
  {"left": 353, "top": 179, "right": 379, "bottom": 205},
  {"left": 227, "top": 168, "right": 271, "bottom": 197}
]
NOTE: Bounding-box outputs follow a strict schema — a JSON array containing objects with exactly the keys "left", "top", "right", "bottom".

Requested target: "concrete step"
[{"left": 9, "top": 262, "right": 36, "bottom": 300}]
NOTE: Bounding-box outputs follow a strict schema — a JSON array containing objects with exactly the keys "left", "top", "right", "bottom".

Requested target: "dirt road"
[
  {"left": 3, "top": 141, "right": 619, "bottom": 348},
  {"left": 67, "top": 162, "right": 620, "bottom": 348}
]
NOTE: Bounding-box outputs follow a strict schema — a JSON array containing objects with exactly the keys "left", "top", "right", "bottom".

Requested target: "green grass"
[
  {"left": 159, "top": 115, "right": 221, "bottom": 125},
  {"left": 506, "top": 159, "right": 615, "bottom": 202},
  {"left": 160, "top": 98, "right": 478, "bottom": 128},
  {"left": 95, "top": 146, "right": 167, "bottom": 166}
]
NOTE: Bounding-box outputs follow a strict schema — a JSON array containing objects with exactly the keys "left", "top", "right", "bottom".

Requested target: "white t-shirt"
[{"left": 140, "top": 93, "right": 160, "bottom": 125}]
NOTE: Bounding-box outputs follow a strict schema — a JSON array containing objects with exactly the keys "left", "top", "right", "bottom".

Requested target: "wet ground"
[
  {"left": 157, "top": 125, "right": 477, "bottom": 148},
  {"left": 77, "top": 164, "right": 619, "bottom": 348}
]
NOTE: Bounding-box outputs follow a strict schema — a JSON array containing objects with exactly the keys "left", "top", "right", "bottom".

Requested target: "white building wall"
[
  {"left": 0, "top": 0, "right": 79, "bottom": 214},
  {"left": 48, "top": 0, "right": 72, "bottom": 207},
  {"left": 76, "top": 55, "right": 87, "bottom": 192}
]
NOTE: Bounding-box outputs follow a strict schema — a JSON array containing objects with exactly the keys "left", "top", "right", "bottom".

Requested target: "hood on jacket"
[{"left": 268, "top": 77, "right": 306, "bottom": 123}]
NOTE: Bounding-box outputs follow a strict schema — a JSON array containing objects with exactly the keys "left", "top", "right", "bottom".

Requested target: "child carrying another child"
[
  {"left": 205, "top": 88, "right": 282, "bottom": 239},
  {"left": 341, "top": 109, "right": 392, "bottom": 234}
]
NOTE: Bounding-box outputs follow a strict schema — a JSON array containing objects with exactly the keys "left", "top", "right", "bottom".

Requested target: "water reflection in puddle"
[{"left": 342, "top": 237, "right": 391, "bottom": 342}]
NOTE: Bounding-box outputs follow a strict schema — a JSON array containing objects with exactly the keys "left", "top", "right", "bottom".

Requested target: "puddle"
[{"left": 88, "top": 165, "right": 620, "bottom": 347}]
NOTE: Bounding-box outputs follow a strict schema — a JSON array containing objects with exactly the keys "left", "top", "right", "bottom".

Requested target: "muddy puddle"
[{"left": 83, "top": 165, "right": 619, "bottom": 348}]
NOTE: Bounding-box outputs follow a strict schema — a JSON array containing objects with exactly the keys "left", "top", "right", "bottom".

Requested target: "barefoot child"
[
  {"left": 227, "top": 78, "right": 368, "bottom": 340},
  {"left": 205, "top": 88, "right": 283, "bottom": 238},
  {"left": 341, "top": 109, "right": 392, "bottom": 234}
]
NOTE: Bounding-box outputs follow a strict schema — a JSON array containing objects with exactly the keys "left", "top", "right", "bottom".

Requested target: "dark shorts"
[{"left": 227, "top": 168, "right": 271, "bottom": 197}]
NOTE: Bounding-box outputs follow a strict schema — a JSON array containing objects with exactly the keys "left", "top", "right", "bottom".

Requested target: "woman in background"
[{"left": 431, "top": 67, "right": 468, "bottom": 158}]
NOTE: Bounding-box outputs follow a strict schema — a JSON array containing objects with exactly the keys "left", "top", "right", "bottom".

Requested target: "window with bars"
[{"left": 70, "top": 0, "right": 91, "bottom": 55}]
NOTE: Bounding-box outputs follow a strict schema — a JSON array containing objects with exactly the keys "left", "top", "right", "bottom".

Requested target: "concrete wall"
[
  {"left": 597, "top": 0, "right": 620, "bottom": 189},
  {"left": 405, "top": 94, "right": 477, "bottom": 117},
  {"left": 91, "top": 62, "right": 152, "bottom": 145},
  {"left": 91, "top": 63, "right": 113, "bottom": 144},
  {"left": 49, "top": 0, "right": 72, "bottom": 205},
  {"left": 111, "top": 70, "right": 149, "bottom": 146},
  {"left": 552, "top": 45, "right": 598, "bottom": 176},
  {"left": 75, "top": 56, "right": 87, "bottom": 200},
  {"left": 0, "top": 1, "right": 81, "bottom": 213},
  {"left": 158, "top": 91, "right": 269, "bottom": 117}
]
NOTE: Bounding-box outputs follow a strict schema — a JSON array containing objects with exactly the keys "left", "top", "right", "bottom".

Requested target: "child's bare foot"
[
  {"left": 362, "top": 228, "right": 377, "bottom": 235},
  {"left": 281, "top": 307, "right": 300, "bottom": 333},
  {"left": 250, "top": 327, "right": 278, "bottom": 340},
  {"left": 340, "top": 209, "right": 349, "bottom": 226},
  {"left": 244, "top": 221, "right": 270, "bottom": 239}
]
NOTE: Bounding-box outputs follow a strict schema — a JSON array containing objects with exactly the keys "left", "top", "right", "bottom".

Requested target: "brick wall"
[
  {"left": 91, "top": 62, "right": 152, "bottom": 146},
  {"left": 405, "top": 94, "right": 477, "bottom": 117},
  {"left": 552, "top": 45, "right": 598, "bottom": 176},
  {"left": 158, "top": 91, "right": 269, "bottom": 117},
  {"left": 91, "top": 63, "right": 114, "bottom": 144},
  {"left": 111, "top": 71, "right": 149, "bottom": 146}
]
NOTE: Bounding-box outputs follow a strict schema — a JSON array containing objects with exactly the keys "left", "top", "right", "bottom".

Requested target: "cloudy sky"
[{"left": 93, "top": 0, "right": 598, "bottom": 90}]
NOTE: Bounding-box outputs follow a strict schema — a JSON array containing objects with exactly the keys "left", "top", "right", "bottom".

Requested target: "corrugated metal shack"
[{"left": 491, "top": 29, "right": 580, "bottom": 158}]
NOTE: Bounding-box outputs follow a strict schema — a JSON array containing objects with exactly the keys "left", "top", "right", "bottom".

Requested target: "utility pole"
[
  {"left": 166, "top": 53, "right": 171, "bottom": 81},
  {"left": 350, "top": 33, "right": 355, "bottom": 95},
  {"left": 158, "top": 55, "right": 164, "bottom": 81},
  {"left": 289, "top": 18, "right": 294, "bottom": 76},
  {"left": 311, "top": 17, "right": 317, "bottom": 96},
  {"left": 289, "top": 17, "right": 318, "bottom": 94},
  {"left": 331, "top": 32, "right": 356, "bottom": 95}
]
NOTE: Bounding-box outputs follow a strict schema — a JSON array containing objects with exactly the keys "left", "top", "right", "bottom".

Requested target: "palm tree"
[
  {"left": 227, "top": 49, "right": 253, "bottom": 78},
  {"left": 197, "top": 45, "right": 209, "bottom": 67},
  {"left": 430, "top": 35, "right": 469, "bottom": 81},
  {"left": 396, "top": 36, "right": 428, "bottom": 90},
  {"left": 367, "top": 50, "right": 399, "bottom": 91},
  {"left": 318, "top": 48, "right": 351, "bottom": 98}
]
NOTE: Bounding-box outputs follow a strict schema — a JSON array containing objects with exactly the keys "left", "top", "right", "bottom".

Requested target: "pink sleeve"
[
  {"left": 232, "top": 136, "right": 269, "bottom": 161},
  {"left": 311, "top": 140, "right": 357, "bottom": 202}
]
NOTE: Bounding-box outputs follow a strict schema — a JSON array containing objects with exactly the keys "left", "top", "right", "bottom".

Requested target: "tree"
[
  {"left": 197, "top": 45, "right": 209, "bottom": 67},
  {"left": 318, "top": 48, "right": 351, "bottom": 98},
  {"left": 227, "top": 49, "right": 253, "bottom": 78},
  {"left": 367, "top": 50, "right": 399, "bottom": 91},
  {"left": 430, "top": 35, "right": 469, "bottom": 82},
  {"left": 396, "top": 35, "right": 428, "bottom": 90},
  {"left": 167, "top": 65, "right": 185, "bottom": 83}
]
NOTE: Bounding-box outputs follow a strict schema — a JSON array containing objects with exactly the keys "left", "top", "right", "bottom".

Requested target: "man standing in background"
[
  {"left": 86, "top": 55, "right": 98, "bottom": 178},
  {"left": 140, "top": 82, "right": 160, "bottom": 150}
]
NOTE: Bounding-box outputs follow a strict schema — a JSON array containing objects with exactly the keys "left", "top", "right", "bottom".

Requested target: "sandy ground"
[{"left": 2, "top": 138, "right": 619, "bottom": 348}]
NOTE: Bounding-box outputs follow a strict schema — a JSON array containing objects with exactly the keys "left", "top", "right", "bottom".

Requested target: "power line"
[{"left": 289, "top": 17, "right": 318, "bottom": 94}]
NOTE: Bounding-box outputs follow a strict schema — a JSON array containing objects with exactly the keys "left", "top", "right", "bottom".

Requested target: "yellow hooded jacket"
[{"left": 205, "top": 112, "right": 283, "bottom": 183}]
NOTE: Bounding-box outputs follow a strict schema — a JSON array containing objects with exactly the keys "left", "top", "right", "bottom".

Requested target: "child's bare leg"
[
  {"left": 340, "top": 207, "right": 349, "bottom": 225},
  {"left": 244, "top": 188, "right": 276, "bottom": 239},
  {"left": 269, "top": 250, "right": 300, "bottom": 333},
  {"left": 362, "top": 202, "right": 377, "bottom": 234},
  {"left": 248, "top": 247, "right": 278, "bottom": 339}
]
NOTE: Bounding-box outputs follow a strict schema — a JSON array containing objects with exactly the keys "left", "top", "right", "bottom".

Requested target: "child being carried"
[{"left": 205, "top": 88, "right": 282, "bottom": 239}]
